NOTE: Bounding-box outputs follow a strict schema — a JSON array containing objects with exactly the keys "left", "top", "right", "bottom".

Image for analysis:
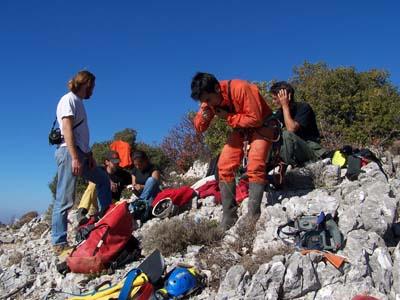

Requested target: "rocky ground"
[{"left": 1, "top": 151, "right": 400, "bottom": 300}]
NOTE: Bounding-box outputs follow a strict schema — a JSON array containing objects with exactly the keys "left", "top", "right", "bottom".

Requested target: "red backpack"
[{"left": 67, "top": 200, "right": 133, "bottom": 273}]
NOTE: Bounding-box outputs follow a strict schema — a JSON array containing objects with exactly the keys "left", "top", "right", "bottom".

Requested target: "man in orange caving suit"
[{"left": 191, "top": 72, "right": 273, "bottom": 230}]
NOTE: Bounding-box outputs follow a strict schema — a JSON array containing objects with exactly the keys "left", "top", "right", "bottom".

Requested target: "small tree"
[
  {"left": 161, "top": 112, "right": 210, "bottom": 172},
  {"left": 113, "top": 128, "right": 137, "bottom": 146},
  {"left": 292, "top": 61, "right": 400, "bottom": 147}
]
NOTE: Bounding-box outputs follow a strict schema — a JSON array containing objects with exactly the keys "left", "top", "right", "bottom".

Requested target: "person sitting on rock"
[
  {"left": 191, "top": 72, "right": 273, "bottom": 230},
  {"left": 129, "top": 150, "right": 161, "bottom": 220},
  {"left": 76, "top": 151, "right": 133, "bottom": 224},
  {"left": 269, "top": 81, "right": 325, "bottom": 184}
]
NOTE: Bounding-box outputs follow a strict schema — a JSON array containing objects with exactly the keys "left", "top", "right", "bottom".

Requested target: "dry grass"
[
  {"left": 228, "top": 219, "right": 257, "bottom": 254},
  {"left": 31, "top": 223, "right": 50, "bottom": 239},
  {"left": 389, "top": 140, "right": 400, "bottom": 155},
  {"left": 241, "top": 245, "right": 294, "bottom": 275},
  {"left": 141, "top": 217, "right": 224, "bottom": 256},
  {"left": 7, "top": 251, "right": 23, "bottom": 267},
  {"left": 196, "top": 219, "right": 294, "bottom": 290},
  {"left": 196, "top": 247, "right": 239, "bottom": 291},
  {"left": 11, "top": 211, "right": 38, "bottom": 229}
]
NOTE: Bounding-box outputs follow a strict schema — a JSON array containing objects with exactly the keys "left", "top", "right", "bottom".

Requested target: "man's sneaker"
[
  {"left": 53, "top": 243, "right": 73, "bottom": 257},
  {"left": 76, "top": 207, "right": 89, "bottom": 225}
]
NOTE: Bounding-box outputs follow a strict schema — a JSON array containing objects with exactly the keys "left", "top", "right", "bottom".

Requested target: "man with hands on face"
[
  {"left": 191, "top": 72, "right": 273, "bottom": 230},
  {"left": 269, "top": 81, "right": 325, "bottom": 168}
]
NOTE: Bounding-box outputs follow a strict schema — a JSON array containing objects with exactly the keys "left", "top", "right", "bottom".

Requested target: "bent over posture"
[{"left": 191, "top": 72, "right": 273, "bottom": 230}]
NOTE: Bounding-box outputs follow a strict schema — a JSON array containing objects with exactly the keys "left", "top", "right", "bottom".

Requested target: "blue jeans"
[
  {"left": 140, "top": 177, "right": 160, "bottom": 206},
  {"left": 52, "top": 147, "right": 112, "bottom": 245}
]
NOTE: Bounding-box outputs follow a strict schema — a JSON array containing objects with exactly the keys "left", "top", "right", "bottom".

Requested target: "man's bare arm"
[{"left": 62, "top": 116, "right": 82, "bottom": 175}]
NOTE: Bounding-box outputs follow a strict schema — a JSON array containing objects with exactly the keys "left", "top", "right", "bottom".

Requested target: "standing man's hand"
[
  {"left": 202, "top": 106, "right": 213, "bottom": 122},
  {"left": 71, "top": 157, "right": 83, "bottom": 176},
  {"left": 88, "top": 153, "right": 97, "bottom": 169},
  {"left": 277, "top": 89, "right": 291, "bottom": 108}
]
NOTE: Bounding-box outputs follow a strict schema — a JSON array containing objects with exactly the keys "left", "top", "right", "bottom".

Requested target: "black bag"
[
  {"left": 48, "top": 117, "right": 84, "bottom": 145},
  {"left": 49, "top": 118, "right": 62, "bottom": 145}
]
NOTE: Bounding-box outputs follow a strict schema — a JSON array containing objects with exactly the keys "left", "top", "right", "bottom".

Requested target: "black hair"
[
  {"left": 132, "top": 150, "right": 148, "bottom": 161},
  {"left": 190, "top": 72, "right": 220, "bottom": 100},
  {"left": 269, "top": 81, "right": 295, "bottom": 100}
]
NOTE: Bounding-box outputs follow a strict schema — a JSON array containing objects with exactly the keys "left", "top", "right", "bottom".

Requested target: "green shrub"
[{"left": 292, "top": 62, "right": 400, "bottom": 148}]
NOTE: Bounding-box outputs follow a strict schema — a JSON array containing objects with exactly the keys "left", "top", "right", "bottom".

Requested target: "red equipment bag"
[{"left": 66, "top": 200, "right": 133, "bottom": 273}]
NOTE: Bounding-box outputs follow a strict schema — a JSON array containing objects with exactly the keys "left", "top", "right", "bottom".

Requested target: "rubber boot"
[
  {"left": 219, "top": 181, "right": 238, "bottom": 231},
  {"left": 247, "top": 182, "right": 265, "bottom": 219}
]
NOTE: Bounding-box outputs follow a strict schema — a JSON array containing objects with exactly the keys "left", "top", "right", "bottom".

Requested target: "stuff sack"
[{"left": 67, "top": 201, "right": 133, "bottom": 273}]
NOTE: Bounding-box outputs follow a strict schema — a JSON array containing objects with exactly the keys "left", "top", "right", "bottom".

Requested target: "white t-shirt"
[{"left": 56, "top": 91, "right": 90, "bottom": 153}]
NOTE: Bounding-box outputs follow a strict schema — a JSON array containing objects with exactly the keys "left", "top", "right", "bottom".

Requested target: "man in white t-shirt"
[{"left": 52, "top": 70, "right": 112, "bottom": 254}]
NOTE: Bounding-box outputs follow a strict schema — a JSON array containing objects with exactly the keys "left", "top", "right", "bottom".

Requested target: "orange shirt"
[
  {"left": 110, "top": 140, "right": 132, "bottom": 168},
  {"left": 193, "top": 80, "right": 271, "bottom": 133}
]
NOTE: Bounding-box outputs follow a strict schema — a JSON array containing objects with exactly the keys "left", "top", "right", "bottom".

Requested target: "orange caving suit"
[{"left": 194, "top": 80, "right": 272, "bottom": 183}]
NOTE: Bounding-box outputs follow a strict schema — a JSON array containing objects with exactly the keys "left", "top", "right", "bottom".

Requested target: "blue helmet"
[{"left": 164, "top": 267, "right": 197, "bottom": 297}]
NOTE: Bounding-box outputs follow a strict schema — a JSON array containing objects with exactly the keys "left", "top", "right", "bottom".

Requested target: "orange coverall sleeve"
[
  {"left": 226, "top": 83, "right": 264, "bottom": 128},
  {"left": 193, "top": 103, "right": 215, "bottom": 133}
]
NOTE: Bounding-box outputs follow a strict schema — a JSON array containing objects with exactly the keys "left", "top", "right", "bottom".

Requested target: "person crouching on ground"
[
  {"left": 269, "top": 81, "right": 325, "bottom": 171},
  {"left": 191, "top": 72, "right": 273, "bottom": 230},
  {"left": 76, "top": 151, "right": 133, "bottom": 224},
  {"left": 130, "top": 150, "right": 161, "bottom": 220}
]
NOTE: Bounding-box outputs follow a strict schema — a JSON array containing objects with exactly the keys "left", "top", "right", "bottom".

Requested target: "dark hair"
[
  {"left": 190, "top": 72, "right": 219, "bottom": 100},
  {"left": 132, "top": 150, "right": 148, "bottom": 161},
  {"left": 269, "top": 81, "right": 295, "bottom": 100}
]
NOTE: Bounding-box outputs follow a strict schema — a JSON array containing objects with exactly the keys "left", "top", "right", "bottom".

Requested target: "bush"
[
  {"left": 12, "top": 211, "right": 38, "bottom": 229},
  {"left": 161, "top": 112, "right": 210, "bottom": 172},
  {"left": 135, "top": 142, "right": 171, "bottom": 173},
  {"left": 113, "top": 128, "right": 137, "bottom": 146},
  {"left": 141, "top": 217, "right": 223, "bottom": 256},
  {"left": 292, "top": 62, "right": 400, "bottom": 148},
  {"left": 91, "top": 141, "right": 111, "bottom": 164}
]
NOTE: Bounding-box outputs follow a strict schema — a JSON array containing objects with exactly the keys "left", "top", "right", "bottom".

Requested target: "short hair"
[
  {"left": 132, "top": 150, "right": 148, "bottom": 161},
  {"left": 191, "top": 72, "right": 219, "bottom": 100},
  {"left": 269, "top": 81, "right": 295, "bottom": 100},
  {"left": 68, "top": 70, "right": 96, "bottom": 94}
]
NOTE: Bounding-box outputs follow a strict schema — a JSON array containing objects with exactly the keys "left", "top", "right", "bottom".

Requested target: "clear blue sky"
[{"left": 1, "top": 0, "right": 399, "bottom": 223}]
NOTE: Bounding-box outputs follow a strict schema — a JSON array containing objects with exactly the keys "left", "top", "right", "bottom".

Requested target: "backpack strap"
[
  {"left": 52, "top": 116, "right": 84, "bottom": 130},
  {"left": 276, "top": 220, "right": 298, "bottom": 237},
  {"left": 51, "top": 117, "right": 58, "bottom": 131},
  {"left": 73, "top": 118, "right": 84, "bottom": 130},
  {"left": 118, "top": 268, "right": 143, "bottom": 300}
]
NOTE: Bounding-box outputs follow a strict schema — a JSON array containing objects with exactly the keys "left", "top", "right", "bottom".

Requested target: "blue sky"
[{"left": 1, "top": 0, "right": 399, "bottom": 223}]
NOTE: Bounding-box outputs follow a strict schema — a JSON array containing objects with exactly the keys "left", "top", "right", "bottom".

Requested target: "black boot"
[
  {"left": 247, "top": 182, "right": 265, "bottom": 219},
  {"left": 219, "top": 182, "right": 238, "bottom": 231},
  {"left": 76, "top": 207, "right": 89, "bottom": 226}
]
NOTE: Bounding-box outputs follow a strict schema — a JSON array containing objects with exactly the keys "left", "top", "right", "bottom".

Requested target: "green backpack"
[{"left": 277, "top": 212, "right": 343, "bottom": 252}]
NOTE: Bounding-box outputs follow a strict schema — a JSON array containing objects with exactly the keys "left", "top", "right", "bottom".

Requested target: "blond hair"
[{"left": 68, "top": 70, "right": 96, "bottom": 93}]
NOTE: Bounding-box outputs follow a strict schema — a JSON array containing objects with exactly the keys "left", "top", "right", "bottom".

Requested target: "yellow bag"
[
  {"left": 332, "top": 150, "right": 346, "bottom": 167},
  {"left": 68, "top": 271, "right": 148, "bottom": 300}
]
